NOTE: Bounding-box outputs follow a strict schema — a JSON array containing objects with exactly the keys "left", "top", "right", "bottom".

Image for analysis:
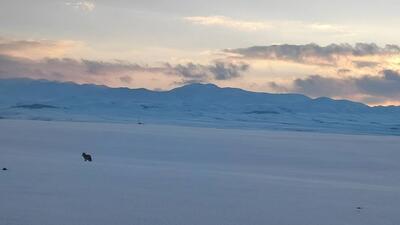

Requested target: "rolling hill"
[{"left": 0, "top": 78, "right": 399, "bottom": 135}]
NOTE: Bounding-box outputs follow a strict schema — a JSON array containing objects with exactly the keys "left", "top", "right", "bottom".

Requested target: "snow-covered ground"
[{"left": 1, "top": 119, "right": 400, "bottom": 225}]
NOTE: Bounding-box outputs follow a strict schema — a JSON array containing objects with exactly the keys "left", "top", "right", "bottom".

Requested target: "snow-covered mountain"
[{"left": 1, "top": 78, "right": 399, "bottom": 135}]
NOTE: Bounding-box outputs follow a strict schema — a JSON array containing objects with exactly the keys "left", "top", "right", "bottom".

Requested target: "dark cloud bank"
[
  {"left": 226, "top": 43, "right": 400, "bottom": 66},
  {"left": 0, "top": 54, "right": 249, "bottom": 83},
  {"left": 171, "top": 62, "right": 249, "bottom": 84},
  {"left": 0, "top": 37, "right": 249, "bottom": 83},
  {"left": 271, "top": 70, "right": 400, "bottom": 104}
]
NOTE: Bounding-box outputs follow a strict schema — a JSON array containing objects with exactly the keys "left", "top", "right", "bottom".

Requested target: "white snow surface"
[{"left": 1, "top": 119, "right": 400, "bottom": 225}]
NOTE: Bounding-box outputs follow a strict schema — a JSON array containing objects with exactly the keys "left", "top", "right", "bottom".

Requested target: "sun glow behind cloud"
[
  {"left": 183, "top": 16, "right": 271, "bottom": 31},
  {"left": 183, "top": 16, "right": 353, "bottom": 37},
  {"left": 65, "top": 1, "right": 95, "bottom": 12},
  {"left": 0, "top": 37, "right": 83, "bottom": 59}
]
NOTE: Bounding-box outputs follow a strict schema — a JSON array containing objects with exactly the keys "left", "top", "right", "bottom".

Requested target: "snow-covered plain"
[{"left": 1, "top": 119, "right": 400, "bottom": 225}]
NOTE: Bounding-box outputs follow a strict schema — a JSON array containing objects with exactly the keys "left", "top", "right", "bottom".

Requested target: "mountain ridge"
[
  {"left": 1, "top": 78, "right": 399, "bottom": 135},
  {"left": 0, "top": 77, "right": 377, "bottom": 105}
]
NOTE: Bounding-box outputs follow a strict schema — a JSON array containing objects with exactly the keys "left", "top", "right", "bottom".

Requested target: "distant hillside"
[{"left": 0, "top": 78, "right": 399, "bottom": 135}]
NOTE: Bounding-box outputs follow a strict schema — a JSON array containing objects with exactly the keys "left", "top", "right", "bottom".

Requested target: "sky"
[{"left": 1, "top": 0, "right": 400, "bottom": 105}]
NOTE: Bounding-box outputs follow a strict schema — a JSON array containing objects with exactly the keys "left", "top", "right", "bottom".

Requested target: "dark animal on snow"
[
  {"left": 2, "top": 168, "right": 7, "bottom": 171},
  {"left": 82, "top": 153, "right": 92, "bottom": 162}
]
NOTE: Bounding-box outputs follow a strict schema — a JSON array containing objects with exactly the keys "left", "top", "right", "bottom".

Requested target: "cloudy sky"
[{"left": 1, "top": 0, "right": 400, "bottom": 105}]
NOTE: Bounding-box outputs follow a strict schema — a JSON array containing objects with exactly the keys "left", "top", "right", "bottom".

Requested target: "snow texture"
[{"left": 1, "top": 119, "right": 400, "bottom": 225}]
